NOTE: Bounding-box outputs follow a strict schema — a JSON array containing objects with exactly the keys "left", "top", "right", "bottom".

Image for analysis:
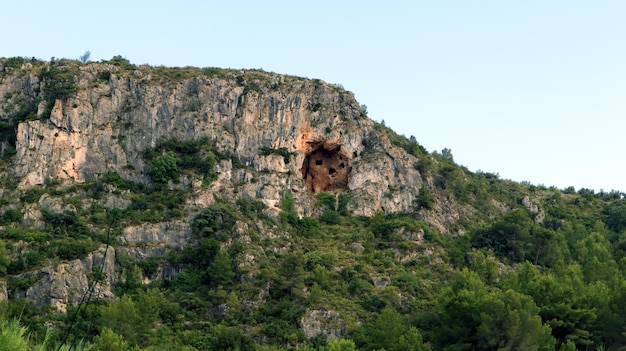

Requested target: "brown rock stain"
[{"left": 297, "top": 128, "right": 351, "bottom": 193}]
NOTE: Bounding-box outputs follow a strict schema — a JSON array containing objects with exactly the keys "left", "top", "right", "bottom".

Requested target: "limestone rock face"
[
  {"left": 300, "top": 309, "right": 347, "bottom": 339},
  {"left": 0, "top": 61, "right": 469, "bottom": 311},
  {"left": 122, "top": 220, "right": 192, "bottom": 249},
  {"left": 2, "top": 63, "right": 430, "bottom": 216},
  {"left": 23, "top": 246, "right": 116, "bottom": 312}
]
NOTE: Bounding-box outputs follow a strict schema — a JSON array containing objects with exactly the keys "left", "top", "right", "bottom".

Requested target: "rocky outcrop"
[
  {"left": 122, "top": 220, "right": 191, "bottom": 249},
  {"left": 23, "top": 246, "right": 115, "bottom": 313},
  {"left": 3, "top": 61, "right": 430, "bottom": 217},
  {"left": 0, "top": 59, "right": 467, "bottom": 312},
  {"left": 522, "top": 195, "right": 545, "bottom": 223},
  {"left": 0, "top": 280, "right": 7, "bottom": 302},
  {"left": 300, "top": 309, "right": 347, "bottom": 339}
]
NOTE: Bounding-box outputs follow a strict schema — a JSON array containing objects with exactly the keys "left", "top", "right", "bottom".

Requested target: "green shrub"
[
  {"left": 107, "top": 55, "right": 135, "bottom": 70},
  {"left": 297, "top": 217, "right": 321, "bottom": 237},
  {"left": 91, "top": 327, "right": 132, "bottom": 351},
  {"left": 337, "top": 193, "right": 350, "bottom": 216},
  {"left": 0, "top": 227, "right": 50, "bottom": 243},
  {"left": 243, "top": 81, "right": 263, "bottom": 95},
  {"left": 9, "top": 101, "right": 39, "bottom": 123},
  {"left": 40, "top": 66, "right": 78, "bottom": 102},
  {"left": 48, "top": 238, "right": 99, "bottom": 261},
  {"left": 20, "top": 188, "right": 44, "bottom": 203},
  {"left": 0, "top": 209, "right": 22, "bottom": 224},
  {"left": 97, "top": 70, "right": 111, "bottom": 81},
  {"left": 0, "top": 99, "right": 40, "bottom": 156},
  {"left": 307, "top": 102, "right": 322, "bottom": 112},
  {"left": 259, "top": 146, "right": 294, "bottom": 164},
  {"left": 7, "top": 251, "right": 46, "bottom": 275},
  {"left": 121, "top": 189, "right": 187, "bottom": 223},
  {"left": 1, "top": 146, "right": 16, "bottom": 159},
  {"left": 0, "top": 122, "right": 16, "bottom": 145},
  {"left": 237, "top": 198, "right": 268, "bottom": 219},
  {"left": 192, "top": 204, "right": 237, "bottom": 239},
  {"left": 100, "top": 171, "right": 142, "bottom": 191},
  {"left": 414, "top": 157, "right": 434, "bottom": 175},
  {"left": 42, "top": 209, "right": 91, "bottom": 238},
  {"left": 3, "top": 57, "right": 26, "bottom": 69},
  {"left": 209, "top": 249, "right": 235, "bottom": 288},
  {"left": 320, "top": 210, "right": 341, "bottom": 225},
  {"left": 202, "top": 67, "right": 226, "bottom": 77},
  {"left": 0, "top": 317, "right": 80, "bottom": 351},
  {"left": 370, "top": 211, "right": 398, "bottom": 240},
  {"left": 279, "top": 190, "right": 298, "bottom": 226},
  {"left": 416, "top": 185, "right": 434, "bottom": 210},
  {"left": 0, "top": 239, "right": 9, "bottom": 277},
  {"left": 605, "top": 200, "right": 626, "bottom": 233},
  {"left": 316, "top": 192, "right": 336, "bottom": 210},
  {"left": 144, "top": 138, "right": 218, "bottom": 185},
  {"left": 148, "top": 152, "right": 179, "bottom": 185}
]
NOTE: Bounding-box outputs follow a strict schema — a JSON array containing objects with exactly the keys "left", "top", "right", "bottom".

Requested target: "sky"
[{"left": 2, "top": 1, "right": 625, "bottom": 192}]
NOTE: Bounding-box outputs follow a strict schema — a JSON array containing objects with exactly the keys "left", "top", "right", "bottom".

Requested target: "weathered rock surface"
[
  {"left": 300, "top": 309, "right": 347, "bottom": 339},
  {"left": 3, "top": 62, "right": 433, "bottom": 217},
  {"left": 0, "top": 280, "right": 7, "bottom": 302},
  {"left": 0, "top": 60, "right": 469, "bottom": 316},
  {"left": 122, "top": 220, "right": 191, "bottom": 249},
  {"left": 23, "top": 246, "right": 115, "bottom": 312}
]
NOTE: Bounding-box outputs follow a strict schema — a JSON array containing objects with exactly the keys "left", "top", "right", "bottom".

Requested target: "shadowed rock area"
[{"left": 300, "top": 138, "right": 351, "bottom": 193}]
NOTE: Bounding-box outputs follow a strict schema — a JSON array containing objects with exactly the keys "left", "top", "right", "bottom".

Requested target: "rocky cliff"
[
  {"left": 0, "top": 57, "right": 471, "bottom": 334},
  {"left": 0, "top": 58, "right": 455, "bottom": 218}
]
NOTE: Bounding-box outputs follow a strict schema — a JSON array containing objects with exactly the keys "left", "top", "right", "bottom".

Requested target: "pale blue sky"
[{"left": 2, "top": 1, "right": 625, "bottom": 192}]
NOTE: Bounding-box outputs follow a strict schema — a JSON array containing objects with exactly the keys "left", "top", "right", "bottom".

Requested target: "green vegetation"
[
  {"left": 0, "top": 58, "right": 80, "bottom": 159},
  {"left": 148, "top": 152, "right": 180, "bottom": 185},
  {"left": 317, "top": 192, "right": 342, "bottom": 225},
  {"left": 0, "top": 316, "right": 90, "bottom": 351},
  {"left": 1, "top": 151, "right": 624, "bottom": 350},
  {"left": 2, "top": 57, "right": 27, "bottom": 70},
  {"left": 102, "top": 181, "right": 186, "bottom": 225},
  {"left": 2, "top": 208, "right": 103, "bottom": 275},
  {"left": 307, "top": 102, "right": 323, "bottom": 112},
  {"left": 416, "top": 185, "right": 434, "bottom": 210},
  {"left": 242, "top": 80, "right": 263, "bottom": 95},
  {"left": 96, "top": 70, "right": 111, "bottom": 82},
  {"left": 105, "top": 55, "right": 135, "bottom": 70},
  {"left": 0, "top": 99, "right": 39, "bottom": 159},
  {"left": 373, "top": 121, "right": 427, "bottom": 158},
  {"left": 40, "top": 64, "right": 78, "bottom": 103},
  {"left": 143, "top": 138, "right": 218, "bottom": 186},
  {"left": 259, "top": 146, "right": 295, "bottom": 164},
  {"left": 1, "top": 57, "right": 626, "bottom": 350}
]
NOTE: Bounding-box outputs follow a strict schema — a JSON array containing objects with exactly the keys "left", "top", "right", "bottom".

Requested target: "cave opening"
[{"left": 300, "top": 141, "right": 351, "bottom": 193}]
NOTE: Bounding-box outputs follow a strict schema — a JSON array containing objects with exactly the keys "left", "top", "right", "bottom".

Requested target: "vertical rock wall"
[{"left": 4, "top": 62, "right": 427, "bottom": 216}]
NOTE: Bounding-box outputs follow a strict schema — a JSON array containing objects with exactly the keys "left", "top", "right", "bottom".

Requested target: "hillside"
[{"left": 0, "top": 56, "right": 625, "bottom": 351}]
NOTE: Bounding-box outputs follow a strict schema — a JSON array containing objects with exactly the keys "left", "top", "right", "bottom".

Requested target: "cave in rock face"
[{"left": 300, "top": 142, "right": 351, "bottom": 193}]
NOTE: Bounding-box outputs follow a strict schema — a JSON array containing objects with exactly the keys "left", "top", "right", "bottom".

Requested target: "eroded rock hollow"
[{"left": 301, "top": 140, "right": 351, "bottom": 193}]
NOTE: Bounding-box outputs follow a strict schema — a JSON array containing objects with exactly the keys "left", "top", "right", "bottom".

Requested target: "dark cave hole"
[{"left": 301, "top": 142, "right": 351, "bottom": 193}]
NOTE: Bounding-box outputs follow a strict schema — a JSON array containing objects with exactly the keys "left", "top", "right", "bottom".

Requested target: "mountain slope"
[{"left": 0, "top": 56, "right": 625, "bottom": 350}]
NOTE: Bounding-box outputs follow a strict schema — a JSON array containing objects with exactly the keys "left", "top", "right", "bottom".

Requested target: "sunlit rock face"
[
  {"left": 3, "top": 62, "right": 433, "bottom": 217},
  {"left": 0, "top": 59, "right": 482, "bottom": 314}
]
